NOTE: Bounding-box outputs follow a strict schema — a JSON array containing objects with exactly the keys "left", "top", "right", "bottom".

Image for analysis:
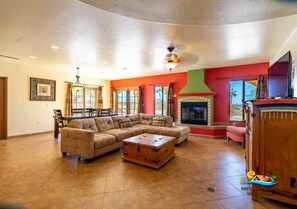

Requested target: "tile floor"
[{"left": 0, "top": 133, "right": 295, "bottom": 209}]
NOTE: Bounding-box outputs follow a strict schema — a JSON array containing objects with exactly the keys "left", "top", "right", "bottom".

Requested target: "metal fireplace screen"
[{"left": 181, "top": 102, "right": 208, "bottom": 125}]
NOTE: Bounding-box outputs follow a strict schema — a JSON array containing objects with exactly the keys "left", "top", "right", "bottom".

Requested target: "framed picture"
[{"left": 30, "top": 77, "right": 56, "bottom": 101}]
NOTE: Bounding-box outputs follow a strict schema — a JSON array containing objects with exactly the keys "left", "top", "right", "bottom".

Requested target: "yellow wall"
[{"left": 0, "top": 61, "right": 110, "bottom": 137}]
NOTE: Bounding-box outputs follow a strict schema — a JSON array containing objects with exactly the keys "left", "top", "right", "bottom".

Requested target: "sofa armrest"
[{"left": 61, "top": 127, "right": 95, "bottom": 159}]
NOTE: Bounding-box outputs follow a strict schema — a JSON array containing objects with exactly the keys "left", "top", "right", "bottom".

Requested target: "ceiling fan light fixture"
[
  {"left": 165, "top": 60, "right": 178, "bottom": 71},
  {"left": 165, "top": 46, "right": 180, "bottom": 71}
]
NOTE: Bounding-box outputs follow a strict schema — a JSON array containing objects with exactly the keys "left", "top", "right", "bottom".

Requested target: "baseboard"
[
  {"left": 7, "top": 131, "right": 54, "bottom": 139},
  {"left": 189, "top": 133, "right": 226, "bottom": 139}
]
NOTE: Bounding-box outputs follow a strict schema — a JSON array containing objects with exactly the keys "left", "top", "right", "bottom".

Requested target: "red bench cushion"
[{"left": 226, "top": 126, "right": 246, "bottom": 137}]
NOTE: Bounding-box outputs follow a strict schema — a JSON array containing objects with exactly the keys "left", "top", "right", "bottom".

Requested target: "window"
[
  {"left": 129, "top": 90, "right": 139, "bottom": 115},
  {"left": 72, "top": 88, "right": 84, "bottom": 108},
  {"left": 85, "top": 88, "right": 96, "bottom": 108},
  {"left": 117, "top": 90, "right": 127, "bottom": 115},
  {"left": 72, "top": 87, "right": 97, "bottom": 109},
  {"left": 230, "top": 80, "right": 257, "bottom": 121},
  {"left": 113, "top": 88, "right": 139, "bottom": 115},
  {"left": 154, "top": 85, "right": 168, "bottom": 116}
]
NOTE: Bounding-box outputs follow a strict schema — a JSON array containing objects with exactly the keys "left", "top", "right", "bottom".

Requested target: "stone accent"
[{"left": 178, "top": 96, "right": 214, "bottom": 126}]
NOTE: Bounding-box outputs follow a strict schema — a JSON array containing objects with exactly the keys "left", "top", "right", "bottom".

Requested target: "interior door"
[{"left": 0, "top": 77, "right": 7, "bottom": 139}]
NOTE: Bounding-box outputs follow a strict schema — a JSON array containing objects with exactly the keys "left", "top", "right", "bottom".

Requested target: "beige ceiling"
[{"left": 0, "top": 0, "right": 297, "bottom": 80}]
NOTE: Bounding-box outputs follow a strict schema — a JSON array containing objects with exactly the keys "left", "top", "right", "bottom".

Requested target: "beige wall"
[
  {"left": 0, "top": 61, "right": 110, "bottom": 137},
  {"left": 270, "top": 27, "right": 297, "bottom": 97}
]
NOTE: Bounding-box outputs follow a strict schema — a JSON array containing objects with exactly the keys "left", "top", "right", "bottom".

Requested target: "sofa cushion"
[
  {"left": 152, "top": 117, "right": 166, "bottom": 126},
  {"left": 146, "top": 125, "right": 190, "bottom": 138},
  {"left": 94, "top": 117, "right": 114, "bottom": 132},
  {"left": 139, "top": 114, "right": 153, "bottom": 125},
  {"left": 67, "top": 119, "right": 83, "bottom": 129},
  {"left": 111, "top": 115, "right": 126, "bottom": 128},
  {"left": 226, "top": 126, "right": 246, "bottom": 137},
  {"left": 81, "top": 118, "right": 98, "bottom": 132},
  {"left": 132, "top": 124, "right": 151, "bottom": 132},
  {"left": 119, "top": 118, "right": 132, "bottom": 128},
  {"left": 122, "top": 126, "right": 144, "bottom": 136},
  {"left": 103, "top": 129, "right": 131, "bottom": 141},
  {"left": 94, "top": 133, "right": 116, "bottom": 148},
  {"left": 126, "top": 115, "right": 140, "bottom": 125},
  {"left": 67, "top": 118, "right": 98, "bottom": 132}
]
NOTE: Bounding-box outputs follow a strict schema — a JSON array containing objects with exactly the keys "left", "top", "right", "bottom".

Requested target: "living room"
[{"left": 1, "top": 1, "right": 297, "bottom": 208}]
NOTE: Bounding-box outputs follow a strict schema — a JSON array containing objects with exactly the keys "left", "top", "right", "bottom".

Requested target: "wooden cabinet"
[{"left": 245, "top": 99, "right": 297, "bottom": 205}]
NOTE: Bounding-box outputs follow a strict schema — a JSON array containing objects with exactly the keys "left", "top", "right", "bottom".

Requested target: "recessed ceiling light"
[
  {"left": 103, "top": 61, "right": 108, "bottom": 64},
  {"left": 123, "top": 68, "right": 127, "bottom": 70},
  {"left": 29, "top": 56, "right": 36, "bottom": 59},
  {"left": 50, "top": 45, "right": 59, "bottom": 49}
]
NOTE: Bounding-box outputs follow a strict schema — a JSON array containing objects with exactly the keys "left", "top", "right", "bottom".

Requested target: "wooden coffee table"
[{"left": 122, "top": 133, "right": 175, "bottom": 169}]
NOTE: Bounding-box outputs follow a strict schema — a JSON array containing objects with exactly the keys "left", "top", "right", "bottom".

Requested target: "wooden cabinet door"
[{"left": 260, "top": 113, "right": 297, "bottom": 193}]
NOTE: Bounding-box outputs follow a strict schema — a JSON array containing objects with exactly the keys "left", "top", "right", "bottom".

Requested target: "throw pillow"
[
  {"left": 152, "top": 117, "right": 166, "bottom": 127},
  {"left": 119, "top": 118, "right": 132, "bottom": 128}
]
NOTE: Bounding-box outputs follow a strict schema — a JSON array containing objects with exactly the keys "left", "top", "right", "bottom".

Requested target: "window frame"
[
  {"left": 72, "top": 86, "right": 98, "bottom": 110},
  {"left": 154, "top": 85, "right": 168, "bottom": 116},
  {"left": 229, "top": 79, "right": 257, "bottom": 121},
  {"left": 113, "top": 87, "right": 139, "bottom": 115},
  {"left": 129, "top": 89, "right": 139, "bottom": 115}
]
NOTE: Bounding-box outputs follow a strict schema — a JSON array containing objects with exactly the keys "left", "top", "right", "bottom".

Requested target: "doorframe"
[{"left": 0, "top": 77, "right": 7, "bottom": 139}]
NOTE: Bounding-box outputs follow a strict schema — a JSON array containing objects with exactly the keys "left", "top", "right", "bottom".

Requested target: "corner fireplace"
[
  {"left": 181, "top": 102, "right": 208, "bottom": 125},
  {"left": 177, "top": 96, "right": 214, "bottom": 126}
]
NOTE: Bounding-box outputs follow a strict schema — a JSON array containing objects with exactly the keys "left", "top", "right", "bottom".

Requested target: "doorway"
[{"left": 0, "top": 77, "right": 7, "bottom": 139}]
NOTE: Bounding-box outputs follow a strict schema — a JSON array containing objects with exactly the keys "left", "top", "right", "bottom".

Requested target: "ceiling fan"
[{"left": 165, "top": 46, "right": 180, "bottom": 71}]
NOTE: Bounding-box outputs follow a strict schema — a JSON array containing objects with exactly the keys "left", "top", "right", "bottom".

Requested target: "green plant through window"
[
  {"left": 72, "top": 87, "right": 97, "bottom": 109},
  {"left": 154, "top": 86, "right": 168, "bottom": 116},
  {"left": 230, "top": 80, "right": 257, "bottom": 121}
]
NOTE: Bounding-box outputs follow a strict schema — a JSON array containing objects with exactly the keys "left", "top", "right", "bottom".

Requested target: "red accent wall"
[
  {"left": 110, "top": 72, "right": 188, "bottom": 119},
  {"left": 205, "top": 63, "right": 269, "bottom": 122},
  {"left": 111, "top": 62, "right": 269, "bottom": 122}
]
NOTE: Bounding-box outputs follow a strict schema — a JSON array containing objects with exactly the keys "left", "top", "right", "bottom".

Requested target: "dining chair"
[
  {"left": 108, "top": 108, "right": 116, "bottom": 115},
  {"left": 93, "top": 108, "right": 101, "bottom": 117},
  {"left": 72, "top": 108, "right": 84, "bottom": 114},
  {"left": 100, "top": 108, "right": 110, "bottom": 116},
  {"left": 53, "top": 109, "right": 67, "bottom": 139}
]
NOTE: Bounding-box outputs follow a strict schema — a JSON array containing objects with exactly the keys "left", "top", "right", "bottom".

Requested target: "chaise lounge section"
[{"left": 61, "top": 114, "right": 190, "bottom": 160}]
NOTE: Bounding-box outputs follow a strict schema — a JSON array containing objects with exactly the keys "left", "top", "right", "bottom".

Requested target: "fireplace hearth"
[{"left": 181, "top": 102, "right": 208, "bottom": 125}]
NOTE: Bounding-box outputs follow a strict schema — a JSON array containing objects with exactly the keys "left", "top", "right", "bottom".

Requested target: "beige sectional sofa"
[{"left": 61, "top": 114, "right": 190, "bottom": 161}]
